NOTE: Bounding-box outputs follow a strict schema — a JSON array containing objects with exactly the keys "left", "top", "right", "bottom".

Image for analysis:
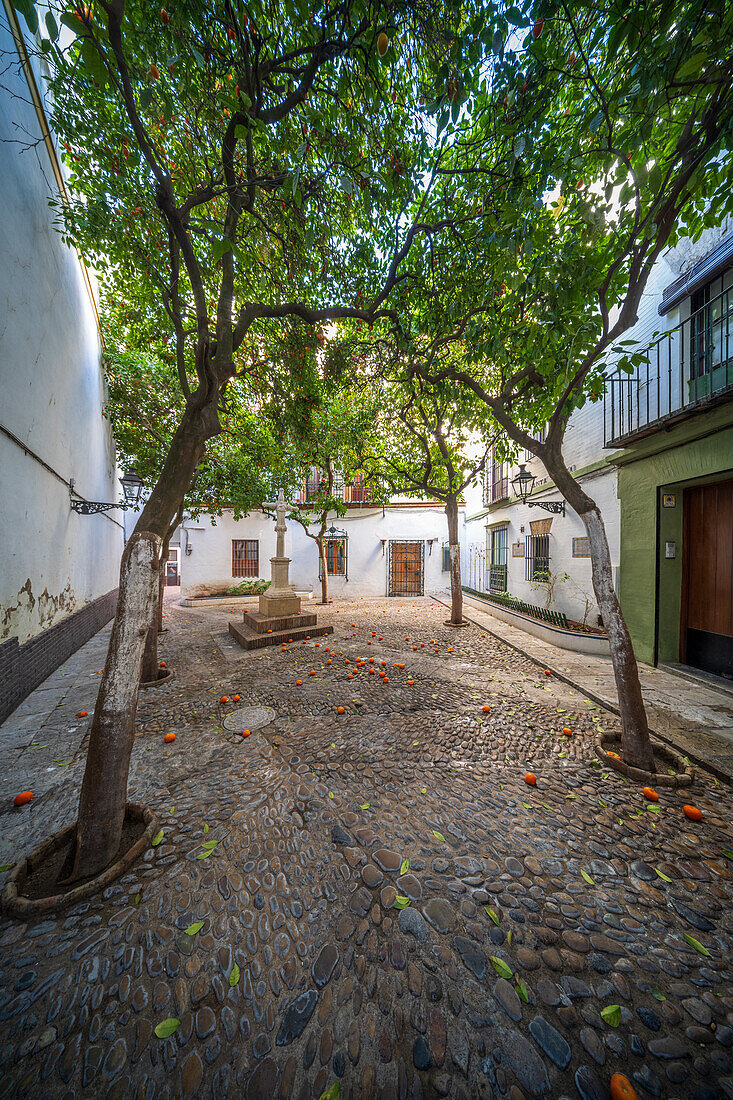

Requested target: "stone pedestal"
[{"left": 228, "top": 490, "right": 332, "bottom": 651}]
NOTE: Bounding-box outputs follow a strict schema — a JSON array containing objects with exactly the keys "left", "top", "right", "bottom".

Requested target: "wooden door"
[
  {"left": 681, "top": 479, "right": 733, "bottom": 678},
  {"left": 388, "top": 542, "right": 424, "bottom": 596}
]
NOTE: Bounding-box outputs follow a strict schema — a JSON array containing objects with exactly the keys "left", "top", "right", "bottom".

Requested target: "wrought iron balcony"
[{"left": 604, "top": 284, "right": 733, "bottom": 446}]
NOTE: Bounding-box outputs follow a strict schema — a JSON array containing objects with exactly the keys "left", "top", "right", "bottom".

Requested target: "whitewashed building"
[
  {"left": 180, "top": 491, "right": 459, "bottom": 601},
  {"left": 0, "top": 13, "right": 124, "bottom": 721}
]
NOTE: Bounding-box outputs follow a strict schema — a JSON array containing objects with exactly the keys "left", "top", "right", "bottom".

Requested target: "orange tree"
[
  {"left": 391, "top": 0, "right": 733, "bottom": 771},
  {"left": 6, "top": 0, "right": 490, "bottom": 878}
]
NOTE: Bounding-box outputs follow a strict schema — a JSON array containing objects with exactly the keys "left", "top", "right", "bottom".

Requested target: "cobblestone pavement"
[{"left": 1, "top": 595, "right": 732, "bottom": 1100}]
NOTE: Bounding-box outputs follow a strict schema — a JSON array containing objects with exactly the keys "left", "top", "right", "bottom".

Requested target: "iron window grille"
[
  {"left": 319, "top": 532, "right": 348, "bottom": 579},
  {"left": 442, "top": 544, "right": 451, "bottom": 572},
  {"left": 387, "top": 540, "right": 425, "bottom": 596},
  {"left": 525, "top": 533, "right": 550, "bottom": 582},
  {"left": 232, "top": 539, "right": 259, "bottom": 577},
  {"left": 488, "top": 525, "right": 508, "bottom": 592},
  {"left": 491, "top": 450, "right": 508, "bottom": 502}
]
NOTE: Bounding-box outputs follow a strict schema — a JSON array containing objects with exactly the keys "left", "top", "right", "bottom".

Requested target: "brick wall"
[{"left": 0, "top": 588, "right": 118, "bottom": 723}]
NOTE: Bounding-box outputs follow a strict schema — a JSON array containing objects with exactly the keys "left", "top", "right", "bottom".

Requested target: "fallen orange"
[
  {"left": 337, "top": 706, "right": 345, "bottom": 715},
  {"left": 642, "top": 786, "right": 659, "bottom": 802},
  {"left": 683, "top": 804, "right": 703, "bottom": 821},
  {"left": 524, "top": 773, "right": 537, "bottom": 786},
  {"left": 76, "top": 710, "right": 88, "bottom": 718},
  {"left": 233, "top": 695, "right": 241, "bottom": 702},
  {"left": 482, "top": 705, "right": 491, "bottom": 713},
  {"left": 562, "top": 726, "right": 572, "bottom": 736},
  {"left": 295, "top": 679, "right": 303, "bottom": 686},
  {"left": 610, "top": 1074, "right": 639, "bottom": 1100},
  {"left": 13, "top": 791, "right": 33, "bottom": 806},
  {"left": 242, "top": 729, "right": 251, "bottom": 738},
  {"left": 164, "top": 732, "right": 175, "bottom": 743},
  {"left": 159, "top": 661, "right": 166, "bottom": 668},
  {"left": 544, "top": 669, "right": 551, "bottom": 676}
]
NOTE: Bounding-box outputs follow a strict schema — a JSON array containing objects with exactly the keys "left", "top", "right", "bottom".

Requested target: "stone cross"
[{"left": 262, "top": 488, "right": 289, "bottom": 560}]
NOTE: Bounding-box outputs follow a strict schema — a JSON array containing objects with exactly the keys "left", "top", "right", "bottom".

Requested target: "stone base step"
[
  {"left": 228, "top": 619, "right": 333, "bottom": 651},
  {"left": 243, "top": 610, "right": 318, "bottom": 635}
]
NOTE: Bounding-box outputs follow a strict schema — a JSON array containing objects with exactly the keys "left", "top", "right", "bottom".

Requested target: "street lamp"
[
  {"left": 511, "top": 464, "right": 566, "bottom": 515},
  {"left": 70, "top": 469, "right": 145, "bottom": 515}
]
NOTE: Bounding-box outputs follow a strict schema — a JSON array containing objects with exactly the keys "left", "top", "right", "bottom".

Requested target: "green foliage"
[{"left": 226, "top": 579, "right": 270, "bottom": 595}]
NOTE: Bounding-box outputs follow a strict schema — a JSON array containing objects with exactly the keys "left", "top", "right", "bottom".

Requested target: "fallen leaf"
[
  {"left": 154, "top": 1018, "right": 180, "bottom": 1038},
  {"left": 393, "top": 896, "right": 411, "bottom": 910},
  {"left": 580, "top": 869, "right": 595, "bottom": 885},
  {"left": 485, "top": 907, "right": 500, "bottom": 926},
  {"left": 489, "top": 956, "right": 513, "bottom": 979},
  {"left": 683, "top": 933, "right": 711, "bottom": 957},
  {"left": 185, "top": 921, "right": 205, "bottom": 936},
  {"left": 151, "top": 830, "right": 164, "bottom": 847},
  {"left": 654, "top": 868, "right": 672, "bottom": 882},
  {"left": 229, "top": 962, "right": 240, "bottom": 987},
  {"left": 400, "top": 858, "right": 409, "bottom": 875},
  {"left": 600, "top": 1004, "right": 621, "bottom": 1027},
  {"left": 432, "top": 830, "right": 446, "bottom": 844},
  {"left": 515, "top": 979, "right": 529, "bottom": 1003}
]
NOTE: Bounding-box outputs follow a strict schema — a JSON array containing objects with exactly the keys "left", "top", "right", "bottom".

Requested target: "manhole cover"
[{"left": 223, "top": 706, "right": 276, "bottom": 732}]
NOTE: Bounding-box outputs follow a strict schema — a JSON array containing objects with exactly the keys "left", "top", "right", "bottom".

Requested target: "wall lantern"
[
  {"left": 380, "top": 538, "right": 388, "bottom": 555},
  {"left": 70, "top": 469, "right": 145, "bottom": 515},
  {"left": 510, "top": 464, "right": 566, "bottom": 515},
  {"left": 427, "top": 537, "right": 438, "bottom": 555}
]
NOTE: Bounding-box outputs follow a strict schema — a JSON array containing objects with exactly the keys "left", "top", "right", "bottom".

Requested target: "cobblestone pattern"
[{"left": 0, "top": 597, "right": 732, "bottom": 1099}]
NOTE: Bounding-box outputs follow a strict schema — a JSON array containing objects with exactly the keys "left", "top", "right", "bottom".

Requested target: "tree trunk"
[
  {"left": 445, "top": 494, "right": 464, "bottom": 626},
  {"left": 70, "top": 400, "right": 217, "bottom": 880},
  {"left": 318, "top": 536, "right": 329, "bottom": 604},
  {"left": 543, "top": 454, "right": 655, "bottom": 772},
  {"left": 67, "top": 532, "right": 161, "bottom": 881}
]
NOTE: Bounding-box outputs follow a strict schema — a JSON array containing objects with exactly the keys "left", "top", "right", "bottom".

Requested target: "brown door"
[
  {"left": 681, "top": 479, "right": 733, "bottom": 678},
  {"left": 388, "top": 542, "right": 424, "bottom": 596}
]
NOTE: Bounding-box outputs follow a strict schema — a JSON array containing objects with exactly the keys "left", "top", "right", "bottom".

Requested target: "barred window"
[
  {"left": 488, "top": 526, "right": 508, "bottom": 591},
  {"left": 483, "top": 450, "right": 508, "bottom": 504},
  {"left": 526, "top": 533, "right": 550, "bottom": 581},
  {"left": 232, "top": 539, "right": 259, "bottom": 577},
  {"left": 319, "top": 536, "right": 348, "bottom": 578},
  {"left": 442, "top": 545, "right": 450, "bottom": 572}
]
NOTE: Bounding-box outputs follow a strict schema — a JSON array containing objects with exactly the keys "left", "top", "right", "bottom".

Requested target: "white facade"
[
  {"left": 180, "top": 502, "right": 458, "bottom": 600},
  {"left": 0, "top": 19, "right": 123, "bottom": 645}
]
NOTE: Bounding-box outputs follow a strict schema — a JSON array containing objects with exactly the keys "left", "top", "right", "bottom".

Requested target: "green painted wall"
[{"left": 614, "top": 405, "right": 733, "bottom": 666}]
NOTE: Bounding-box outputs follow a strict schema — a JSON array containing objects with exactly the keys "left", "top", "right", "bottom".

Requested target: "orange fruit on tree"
[
  {"left": 164, "top": 732, "right": 175, "bottom": 743},
  {"left": 13, "top": 791, "right": 33, "bottom": 806},
  {"left": 150, "top": 63, "right": 160, "bottom": 80},
  {"left": 683, "top": 804, "right": 703, "bottom": 821},
  {"left": 524, "top": 773, "right": 537, "bottom": 786},
  {"left": 642, "top": 787, "right": 659, "bottom": 802},
  {"left": 377, "top": 31, "right": 389, "bottom": 56},
  {"left": 610, "top": 1074, "right": 639, "bottom": 1100}
]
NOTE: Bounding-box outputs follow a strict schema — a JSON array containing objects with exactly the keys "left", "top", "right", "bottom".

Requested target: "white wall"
[
  {"left": 0, "top": 21, "right": 123, "bottom": 644},
  {"left": 180, "top": 505, "right": 456, "bottom": 598}
]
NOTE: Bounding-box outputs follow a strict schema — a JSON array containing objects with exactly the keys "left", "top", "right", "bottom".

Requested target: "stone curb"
[
  {"left": 595, "top": 730, "right": 694, "bottom": 787},
  {"left": 1, "top": 802, "right": 157, "bottom": 920}
]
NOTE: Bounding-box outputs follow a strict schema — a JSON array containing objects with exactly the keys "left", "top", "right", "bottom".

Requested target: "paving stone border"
[
  {"left": 594, "top": 730, "right": 695, "bottom": 787},
  {"left": 0, "top": 801, "right": 157, "bottom": 919},
  {"left": 140, "top": 666, "right": 175, "bottom": 689}
]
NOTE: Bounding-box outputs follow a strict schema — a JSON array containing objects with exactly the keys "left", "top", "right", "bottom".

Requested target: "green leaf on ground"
[
  {"left": 600, "top": 1004, "right": 621, "bottom": 1027},
  {"left": 655, "top": 868, "right": 672, "bottom": 882},
  {"left": 485, "top": 907, "right": 500, "bottom": 926},
  {"left": 489, "top": 956, "right": 513, "bottom": 979},
  {"left": 393, "top": 896, "right": 411, "bottom": 910},
  {"left": 721, "top": 849, "right": 733, "bottom": 861},
  {"left": 360, "top": 802, "right": 370, "bottom": 809},
  {"left": 432, "top": 830, "right": 446, "bottom": 844},
  {"left": 319, "top": 1084, "right": 340, "bottom": 1100},
  {"left": 203, "top": 823, "right": 209, "bottom": 833},
  {"left": 197, "top": 849, "right": 214, "bottom": 859},
  {"left": 652, "top": 989, "right": 666, "bottom": 1001},
  {"left": 400, "top": 859, "right": 409, "bottom": 875},
  {"left": 580, "top": 869, "right": 595, "bottom": 885},
  {"left": 184, "top": 921, "right": 204, "bottom": 935},
  {"left": 506, "top": 930, "right": 513, "bottom": 946},
  {"left": 683, "top": 933, "right": 711, "bottom": 957},
  {"left": 134, "top": 892, "right": 141, "bottom": 905},
  {"left": 229, "top": 963, "right": 240, "bottom": 987},
  {"left": 0, "top": 864, "right": 14, "bottom": 872},
  {"left": 154, "top": 1018, "right": 180, "bottom": 1038},
  {"left": 515, "top": 979, "right": 529, "bottom": 1003},
  {"left": 646, "top": 804, "right": 661, "bottom": 813},
  {"left": 151, "top": 830, "right": 164, "bottom": 847}
]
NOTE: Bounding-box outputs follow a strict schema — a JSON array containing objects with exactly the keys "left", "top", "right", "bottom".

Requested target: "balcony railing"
[
  {"left": 298, "top": 477, "right": 374, "bottom": 504},
  {"left": 604, "top": 284, "right": 733, "bottom": 446},
  {"left": 488, "top": 564, "right": 508, "bottom": 592}
]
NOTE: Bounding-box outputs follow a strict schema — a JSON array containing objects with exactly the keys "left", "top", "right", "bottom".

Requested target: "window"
[
  {"left": 483, "top": 449, "right": 508, "bottom": 505},
  {"left": 690, "top": 270, "right": 733, "bottom": 389},
  {"left": 488, "top": 526, "right": 508, "bottom": 591},
  {"left": 442, "top": 544, "right": 450, "bottom": 572},
  {"left": 319, "top": 535, "right": 348, "bottom": 578},
  {"left": 526, "top": 533, "right": 550, "bottom": 582},
  {"left": 348, "top": 473, "right": 370, "bottom": 503},
  {"left": 232, "top": 539, "right": 259, "bottom": 577},
  {"left": 304, "top": 467, "right": 321, "bottom": 500},
  {"left": 572, "top": 537, "right": 591, "bottom": 557},
  {"left": 524, "top": 425, "right": 547, "bottom": 461}
]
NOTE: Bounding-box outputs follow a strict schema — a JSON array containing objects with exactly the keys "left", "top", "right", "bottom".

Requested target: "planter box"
[{"left": 180, "top": 591, "right": 313, "bottom": 608}]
